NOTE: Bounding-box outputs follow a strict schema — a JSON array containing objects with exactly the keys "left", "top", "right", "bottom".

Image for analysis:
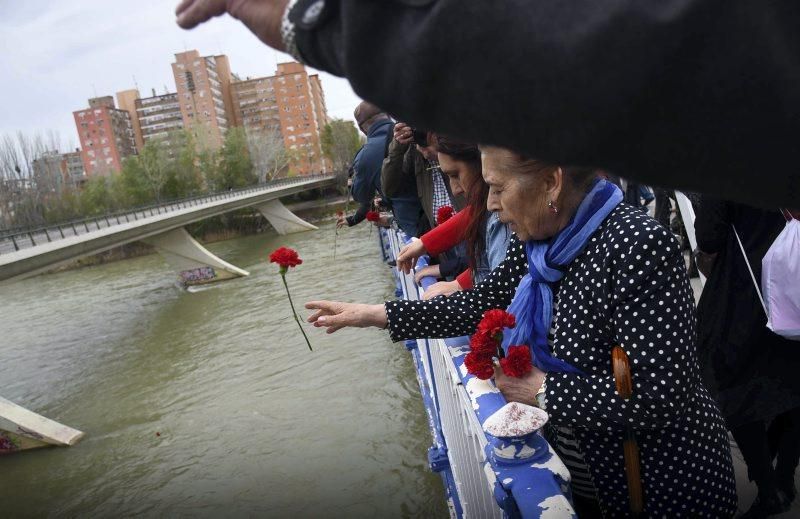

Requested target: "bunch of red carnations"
[{"left": 464, "top": 309, "right": 532, "bottom": 380}]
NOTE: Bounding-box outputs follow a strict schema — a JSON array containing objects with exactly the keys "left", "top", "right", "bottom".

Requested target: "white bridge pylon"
[
  {"left": 144, "top": 228, "right": 250, "bottom": 286},
  {"left": 255, "top": 199, "right": 318, "bottom": 235},
  {"left": 146, "top": 200, "right": 316, "bottom": 285}
]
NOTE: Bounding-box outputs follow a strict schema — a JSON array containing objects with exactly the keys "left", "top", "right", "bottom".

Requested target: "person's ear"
[{"left": 544, "top": 167, "right": 564, "bottom": 203}]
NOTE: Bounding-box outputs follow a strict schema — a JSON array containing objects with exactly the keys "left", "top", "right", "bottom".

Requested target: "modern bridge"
[{"left": 0, "top": 174, "right": 335, "bottom": 285}]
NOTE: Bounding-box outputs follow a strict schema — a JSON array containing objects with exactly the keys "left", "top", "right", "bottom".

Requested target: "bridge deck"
[{"left": 0, "top": 175, "right": 334, "bottom": 282}]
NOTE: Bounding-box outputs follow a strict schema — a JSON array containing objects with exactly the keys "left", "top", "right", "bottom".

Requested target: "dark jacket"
[
  {"left": 381, "top": 139, "right": 465, "bottom": 229},
  {"left": 346, "top": 119, "right": 393, "bottom": 226},
  {"left": 695, "top": 198, "right": 800, "bottom": 427},
  {"left": 385, "top": 204, "right": 737, "bottom": 517},
  {"left": 289, "top": 0, "right": 800, "bottom": 208}
]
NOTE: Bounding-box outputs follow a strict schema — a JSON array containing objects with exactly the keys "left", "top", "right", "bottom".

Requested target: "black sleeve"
[
  {"left": 347, "top": 202, "right": 369, "bottom": 226},
  {"left": 385, "top": 236, "right": 527, "bottom": 341},
  {"left": 695, "top": 197, "right": 730, "bottom": 254},
  {"left": 291, "top": 0, "right": 800, "bottom": 208},
  {"left": 437, "top": 251, "right": 468, "bottom": 279}
]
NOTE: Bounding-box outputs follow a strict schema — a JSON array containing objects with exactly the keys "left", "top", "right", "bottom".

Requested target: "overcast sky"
[{"left": 0, "top": 0, "right": 362, "bottom": 151}]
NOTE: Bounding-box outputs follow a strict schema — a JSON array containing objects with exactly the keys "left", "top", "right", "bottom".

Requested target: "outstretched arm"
[{"left": 177, "top": 0, "right": 800, "bottom": 207}]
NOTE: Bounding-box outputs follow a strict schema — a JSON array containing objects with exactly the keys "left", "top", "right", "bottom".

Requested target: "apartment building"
[{"left": 73, "top": 96, "right": 137, "bottom": 177}]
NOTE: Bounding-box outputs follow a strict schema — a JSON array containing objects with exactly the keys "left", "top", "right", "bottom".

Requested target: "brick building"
[
  {"left": 136, "top": 91, "right": 185, "bottom": 150},
  {"left": 116, "top": 89, "right": 145, "bottom": 151},
  {"left": 171, "top": 50, "right": 235, "bottom": 150},
  {"left": 232, "top": 62, "right": 331, "bottom": 175},
  {"left": 73, "top": 96, "right": 137, "bottom": 177}
]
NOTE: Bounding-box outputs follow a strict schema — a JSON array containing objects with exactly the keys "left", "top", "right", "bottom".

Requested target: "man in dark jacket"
[
  {"left": 177, "top": 0, "right": 799, "bottom": 209},
  {"left": 339, "top": 102, "right": 393, "bottom": 227}
]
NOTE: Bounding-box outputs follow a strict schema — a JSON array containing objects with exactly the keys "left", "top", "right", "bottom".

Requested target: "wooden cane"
[{"left": 611, "top": 345, "right": 644, "bottom": 517}]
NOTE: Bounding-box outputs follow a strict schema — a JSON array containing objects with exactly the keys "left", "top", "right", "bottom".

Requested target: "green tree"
[
  {"left": 214, "top": 127, "right": 254, "bottom": 190},
  {"left": 163, "top": 129, "right": 202, "bottom": 199},
  {"left": 321, "top": 119, "right": 362, "bottom": 174},
  {"left": 79, "top": 176, "right": 113, "bottom": 215}
]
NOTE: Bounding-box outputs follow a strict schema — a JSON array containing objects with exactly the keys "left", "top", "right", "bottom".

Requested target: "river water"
[{"left": 0, "top": 221, "right": 447, "bottom": 518}]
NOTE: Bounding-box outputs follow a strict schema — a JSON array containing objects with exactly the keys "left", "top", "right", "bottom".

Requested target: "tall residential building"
[
  {"left": 63, "top": 149, "right": 86, "bottom": 184},
  {"left": 136, "top": 92, "right": 185, "bottom": 151},
  {"left": 231, "top": 62, "right": 331, "bottom": 175},
  {"left": 171, "top": 50, "right": 234, "bottom": 150},
  {"left": 32, "top": 151, "right": 65, "bottom": 193},
  {"left": 116, "top": 89, "right": 145, "bottom": 151},
  {"left": 73, "top": 96, "right": 137, "bottom": 177}
]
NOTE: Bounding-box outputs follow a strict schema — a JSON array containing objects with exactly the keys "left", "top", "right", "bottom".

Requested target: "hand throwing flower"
[
  {"left": 269, "top": 247, "right": 313, "bottom": 351},
  {"left": 436, "top": 205, "right": 454, "bottom": 225},
  {"left": 465, "top": 309, "right": 529, "bottom": 379}
]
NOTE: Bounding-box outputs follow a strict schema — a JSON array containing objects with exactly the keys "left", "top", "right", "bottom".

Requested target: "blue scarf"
[{"left": 501, "top": 179, "right": 623, "bottom": 374}]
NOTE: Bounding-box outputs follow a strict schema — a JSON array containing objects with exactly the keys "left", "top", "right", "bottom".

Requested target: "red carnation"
[
  {"left": 436, "top": 205, "right": 454, "bottom": 225},
  {"left": 366, "top": 210, "right": 380, "bottom": 222},
  {"left": 500, "top": 345, "right": 533, "bottom": 378},
  {"left": 469, "top": 331, "right": 499, "bottom": 356},
  {"left": 477, "top": 309, "right": 516, "bottom": 341},
  {"left": 269, "top": 246, "right": 312, "bottom": 352},
  {"left": 465, "top": 350, "right": 495, "bottom": 380},
  {"left": 269, "top": 246, "right": 303, "bottom": 273}
]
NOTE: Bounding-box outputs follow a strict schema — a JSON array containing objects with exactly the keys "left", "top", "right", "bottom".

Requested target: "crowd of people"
[{"left": 175, "top": 1, "right": 799, "bottom": 517}]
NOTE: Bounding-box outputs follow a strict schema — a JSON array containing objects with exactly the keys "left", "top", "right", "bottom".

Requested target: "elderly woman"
[{"left": 307, "top": 147, "right": 737, "bottom": 517}]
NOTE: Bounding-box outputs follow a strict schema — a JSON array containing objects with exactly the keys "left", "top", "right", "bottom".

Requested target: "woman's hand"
[
  {"left": 375, "top": 215, "right": 393, "bottom": 228},
  {"left": 176, "top": 0, "right": 289, "bottom": 50},
  {"left": 396, "top": 239, "right": 427, "bottom": 274},
  {"left": 414, "top": 264, "right": 440, "bottom": 284},
  {"left": 422, "top": 280, "right": 462, "bottom": 300},
  {"left": 394, "top": 122, "right": 413, "bottom": 145},
  {"left": 305, "top": 301, "right": 387, "bottom": 334},
  {"left": 336, "top": 214, "right": 348, "bottom": 228},
  {"left": 494, "top": 364, "right": 546, "bottom": 407}
]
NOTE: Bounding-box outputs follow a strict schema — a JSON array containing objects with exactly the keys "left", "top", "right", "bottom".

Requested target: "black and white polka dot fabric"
[{"left": 386, "top": 203, "right": 738, "bottom": 517}]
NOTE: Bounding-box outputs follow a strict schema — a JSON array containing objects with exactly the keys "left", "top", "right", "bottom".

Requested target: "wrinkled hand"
[
  {"left": 394, "top": 122, "right": 413, "bottom": 145},
  {"left": 374, "top": 215, "right": 392, "bottom": 228},
  {"left": 305, "top": 301, "right": 387, "bottom": 334},
  {"left": 422, "top": 280, "right": 461, "bottom": 300},
  {"left": 414, "top": 264, "right": 440, "bottom": 284},
  {"left": 336, "top": 215, "right": 348, "bottom": 228},
  {"left": 494, "top": 365, "right": 546, "bottom": 407},
  {"left": 396, "top": 239, "right": 426, "bottom": 274},
  {"left": 175, "top": 0, "right": 289, "bottom": 50}
]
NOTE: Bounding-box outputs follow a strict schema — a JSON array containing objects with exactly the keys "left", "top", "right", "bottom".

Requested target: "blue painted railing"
[{"left": 378, "top": 226, "right": 576, "bottom": 519}]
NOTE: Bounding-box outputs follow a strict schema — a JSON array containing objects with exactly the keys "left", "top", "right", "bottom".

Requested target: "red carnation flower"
[
  {"left": 477, "top": 309, "right": 516, "bottom": 341},
  {"left": 269, "top": 246, "right": 312, "bottom": 351},
  {"left": 464, "top": 351, "right": 495, "bottom": 380},
  {"left": 269, "top": 246, "right": 303, "bottom": 272},
  {"left": 366, "top": 210, "right": 380, "bottom": 222},
  {"left": 469, "top": 331, "right": 499, "bottom": 356},
  {"left": 436, "top": 205, "right": 454, "bottom": 225},
  {"left": 500, "top": 345, "right": 532, "bottom": 378}
]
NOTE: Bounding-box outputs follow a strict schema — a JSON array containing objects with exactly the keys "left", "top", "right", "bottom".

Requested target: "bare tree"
[{"left": 246, "top": 128, "right": 290, "bottom": 182}]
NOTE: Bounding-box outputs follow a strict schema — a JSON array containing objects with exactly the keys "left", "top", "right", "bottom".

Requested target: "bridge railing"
[
  {"left": 379, "top": 226, "right": 574, "bottom": 519},
  {"left": 0, "top": 174, "right": 334, "bottom": 255}
]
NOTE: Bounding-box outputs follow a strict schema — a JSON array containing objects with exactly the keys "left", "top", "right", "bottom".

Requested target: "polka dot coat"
[{"left": 386, "top": 204, "right": 737, "bottom": 518}]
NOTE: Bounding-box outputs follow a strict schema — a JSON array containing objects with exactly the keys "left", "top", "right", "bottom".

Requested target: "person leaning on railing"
[
  {"left": 395, "top": 137, "right": 510, "bottom": 300},
  {"left": 306, "top": 146, "right": 738, "bottom": 517}
]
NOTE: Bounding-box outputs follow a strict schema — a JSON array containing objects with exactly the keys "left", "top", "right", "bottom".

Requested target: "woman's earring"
[{"left": 548, "top": 200, "right": 559, "bottom": 214}]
